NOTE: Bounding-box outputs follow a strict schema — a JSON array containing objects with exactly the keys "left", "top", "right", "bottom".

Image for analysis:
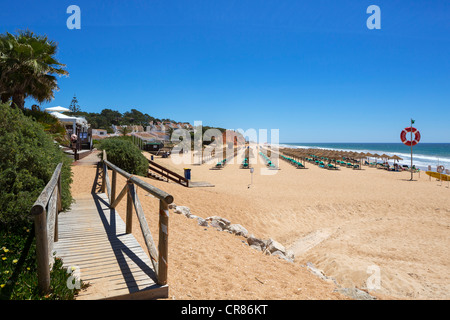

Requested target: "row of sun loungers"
[
  {"left": 213, "top": 158, "right": 227, "bottom": 169},
  {"left": 241, "top": 157, "right": 250, "bottom": 169},
  {"left": 240, "top": 147, "right": 253, "bottom": 169},
  {"left": 280, "top": 155, "right": 306, "bottom": 169},
  {"left": 259, "top": 151, "right": 277, "bottom": 169}
]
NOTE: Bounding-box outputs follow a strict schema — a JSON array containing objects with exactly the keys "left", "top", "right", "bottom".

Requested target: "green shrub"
[
  {"left": 98, "top": 136, "right": 148, "bottom": 176},
  {"left": 22, "top": 108, "right": 69, "bottom": 146},
  {"left": 0, "top": 103, "right": 77, "bottom": 300},
  {"left": 0, "top": 103, "right": 73, "bottom": 228}
]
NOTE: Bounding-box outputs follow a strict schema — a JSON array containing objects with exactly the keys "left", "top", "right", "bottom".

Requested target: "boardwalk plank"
[{"left": 53, "top": 193, "right": 167, "bottom": 300}]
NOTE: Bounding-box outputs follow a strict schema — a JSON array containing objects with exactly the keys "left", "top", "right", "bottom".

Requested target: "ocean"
[{"left": 279, "top": 143, "right": 450, "bottom": 172}]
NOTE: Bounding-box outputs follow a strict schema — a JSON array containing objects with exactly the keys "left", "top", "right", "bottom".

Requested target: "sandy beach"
[{"left": 70, "top": 148, "right": 450, "bottom": 300}]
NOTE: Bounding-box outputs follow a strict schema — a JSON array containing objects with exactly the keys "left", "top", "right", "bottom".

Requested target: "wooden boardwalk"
[{"left": 53, "top": 193, "right": 168, "bottom": 300}]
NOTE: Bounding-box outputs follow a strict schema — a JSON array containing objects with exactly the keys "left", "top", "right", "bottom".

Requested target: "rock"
[
  {"left": 174, "top": 206, "right": 191, "bottom": 218},
  {"left": 247, "top": 235, "right": 268, "bottom": 252},
  {"left": 168, "top": 203, "right": 177, "bottom": 209},
  {"left": 334, "top": 288, "right": 376, "bottom": 300},
  {"left": 206, "top": 216, "right": 231, "bottom": 225},
  {"left": 197, "top": 217, "right": 209, "bottom": 227},
  {"left": 285, "top": 249, "right": 295, "bottom": 262},
  {"left": 227, "top": 224, "right": 249, "bottom": 237},
  {"left": 306, "top": 262, "right": 328, "bottom": 281},
  {"left": 270, "top": 250, "right": 294, "bottom": 263},
  {"left": 265, "top": 239, "right": 286, "bottom": 255},
  {"left": 206, "top": 216, "right": 231, "bottom": 230}
]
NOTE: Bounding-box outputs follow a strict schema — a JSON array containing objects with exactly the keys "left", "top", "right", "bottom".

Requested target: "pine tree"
[{"left": 69, "top": 94, "right": 80, "bottom": 113}]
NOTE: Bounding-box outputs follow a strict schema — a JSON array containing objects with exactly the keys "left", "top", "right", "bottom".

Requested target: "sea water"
[{"left": 280, "top": 143, "right": 450, "bottom": 172}]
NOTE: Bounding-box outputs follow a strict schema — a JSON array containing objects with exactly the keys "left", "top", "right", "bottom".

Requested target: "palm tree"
[
  {"left": 118, "top": 126, "right": 130, "bottom": 136},
  {"left": 0, "top": 30, "right": 68, "bottom": 110}
]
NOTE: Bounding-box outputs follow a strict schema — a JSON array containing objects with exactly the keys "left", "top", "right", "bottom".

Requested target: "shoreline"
[{"left": 277, "top": 142, "right": 450, "bottom": 171}]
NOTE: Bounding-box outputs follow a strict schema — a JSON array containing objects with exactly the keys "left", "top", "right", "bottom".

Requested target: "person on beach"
[{"left": 71, "top": 133, "right": 77, "bottom": 149}]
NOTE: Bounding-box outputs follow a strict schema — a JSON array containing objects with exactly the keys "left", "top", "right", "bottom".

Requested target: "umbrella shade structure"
[
  {"left": 45, "top": 106, "right": 71, "bottom": 113},
  {"left": 380, "top": 154, "right": 390, "bottom": 165},
  {"left": 391, "top": 155, "right": 403, "bottom": 169},
  {"left": 49, "top": 111, "right": 79, "bottom": 121}
]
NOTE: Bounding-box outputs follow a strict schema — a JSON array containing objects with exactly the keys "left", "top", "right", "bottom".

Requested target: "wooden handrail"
[
  {"left": 101, "top": 150, "right": 172, "bottom": 285},
  {"left": 103, "top": 158, "right": 174, "bottom": 204},
  {"left": 31, "top": 162, "right": 63, "bottom": 294},
  {"left": 148, "top": 159, "right": 189, "bottom": 187}
]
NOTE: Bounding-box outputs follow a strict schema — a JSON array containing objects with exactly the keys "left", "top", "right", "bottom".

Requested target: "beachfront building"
[
  {"left": 45, "top": 107, "right": 93, "bottom": 150},
  {"left": 92, "top": 129, "right": 107, "bottom": 137},
  {"left": 91, "top": 129, "right": 111, "bottom": 141}
]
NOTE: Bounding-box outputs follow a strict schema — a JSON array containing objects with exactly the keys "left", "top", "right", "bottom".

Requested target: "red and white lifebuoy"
[{"left": 400, "top": 127, "right": 421, "bottom": 146}]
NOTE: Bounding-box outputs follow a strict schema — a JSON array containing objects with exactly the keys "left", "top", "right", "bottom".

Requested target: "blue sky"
[{"left": 1, "top": 0, "right": 449, "bottom": 142}]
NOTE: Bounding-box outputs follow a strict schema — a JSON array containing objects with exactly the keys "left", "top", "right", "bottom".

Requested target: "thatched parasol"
[
  {"left": 380, "top": 154, "right": 390, "bottom": 164},
  {"left": 391, "top": 155, "right": 403, "bottom": 168}
]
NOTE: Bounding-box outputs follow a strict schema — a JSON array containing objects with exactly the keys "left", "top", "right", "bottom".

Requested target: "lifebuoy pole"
[{"left": 410, "top": 119, "right": 413, "bottom": 181}]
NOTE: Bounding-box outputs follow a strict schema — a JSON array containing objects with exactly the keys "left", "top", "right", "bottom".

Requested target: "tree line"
[{"left": 68, "top": 104, "right": 179, "bottom": 132}]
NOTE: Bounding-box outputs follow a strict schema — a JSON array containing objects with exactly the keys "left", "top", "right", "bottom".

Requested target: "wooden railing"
[
  {"left": 102, "top": 151, "right": 173, "bottom": 285},
  {"left": 148, "top": 159, "right": 189, "bottom": 187},
  {"left": 31, "top": 162, "right": 63, "bottom": 294}
]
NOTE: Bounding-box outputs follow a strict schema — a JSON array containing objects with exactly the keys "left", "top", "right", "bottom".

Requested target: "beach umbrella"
[
  {"left": 380, "top": 154, "right": 390, "bottom": 164},
  {"left": 349, "top": 152, "right": 361, "bottom": 168},
  {"left": 391, "top": 155, "right": 403, "bottom": 168},
  {"left": 359, "top": 152, "right": 367, "bottom": 164},
  {"left": 349, "top": 151, "right": 359, "bottom": 162},
  {"left": 357, "top": 152, "right": 366, "bottom": 168}
]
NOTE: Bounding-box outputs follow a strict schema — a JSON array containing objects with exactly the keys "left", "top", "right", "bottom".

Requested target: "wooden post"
[
  {"left": 101, "top": 163, "right": 106, "bottom": 193},
  {"left": 55, "top": 174, "right": 62, "bottom": 243},
  {"left": 101, "top": 150, "right": 107, "bottom": 193},
  {"left": 111, "top": 170, "right": 117, "bottom": 204},
  {"left": 33, "top": 206, "right": 50, "bottom": 294},
  {"left": 158, "top": 199, "right": 169, "bottom": 285},
  {"left": 126, "top": 181, "right": 133, "bottom": 234}
]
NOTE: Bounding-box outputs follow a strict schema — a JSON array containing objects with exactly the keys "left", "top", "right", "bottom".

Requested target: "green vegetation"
[
  {"left": 0, "top": 30, "right": 68, "bottom": 110},
  {"left": 69, "top": 106, "right": 226, "bottom": 134},
  {"left": 70, "top": 108, "right": 162, "bottom": 130},
  {"left": 98, "top": 136, "right": 148, "bottom": 176},
  {"left": 1, "top": 226, "right": 86, "bottom": 300},
  {"left": 0, "top": 102, "right": 79, "bottom": 299},
  {"left": 23, "top": 107, "right": 69, "bottom": 146},
  {"left": 68, "top": 95, "right": 81, "bottom": 113},
  {"left": 0, "top": 103, "right": 73, "bottom": 226}
]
